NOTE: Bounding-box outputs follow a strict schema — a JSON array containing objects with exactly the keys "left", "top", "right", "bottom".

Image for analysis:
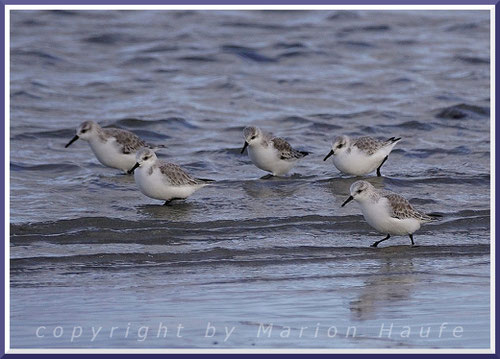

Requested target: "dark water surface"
[{"left": 10, "top": 10, "right": 491, "bottom": 349}]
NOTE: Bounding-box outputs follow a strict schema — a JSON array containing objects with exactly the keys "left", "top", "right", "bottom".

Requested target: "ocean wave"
[
  {"left": 11, "top": 208, "right": 489, "bottom": 244},
  {"left": 445, "top": 22, "right": 481, "bottom": 32},
  {"left": 337, "top": 40, "right": 374, "bottom": 48},
  {"left": 11, "top": 128, "right": 74, "bottom": 141},
  {"left": 176, "top": 55, "right": 218, "bottom": 62},
  {"left": 83, "top": 33, "right": 143, "bottom": 45},
  {"left": 220, "top": 21, "right": 290, "bottom": 31},
  {"left": 10, "top": 242, "right": 490, "bottom": 275},
  {"left": 143, "top": 44, "right": 180, "bottom": 53},
  {"left": 277, "top": 50, "right": 313, "bottom": 59},
  {"left": 455, "top": 55, "right": 489, "bottom": 65},
  {"left": 120, "top": 56, "right": 162, "bottom": 67},
  {"left": 112, "top": 117, "right": 199, "bottom": 130},
  {"left": 338, "top": 24, "right": 391, "bottom": 36},
  {"left": 435, "top": 103, "right": 490, "bottom": 119},
  {"left": 327, "top": 11, "right": 361, "bottom": 21},
  {"left": 273, "top": 42, "right": 307, "bottom": 49},
  {"left": 10, "top": 162, "right": 81, "bottom": 173},
  {"left": 11, "top": 90, "right": 43, "bottom": 100},
  {"left": 221, "top": 45, "right": 277, "bottom": 63},
  {"left": 11, "top": 49, "right": 68, "bottom": 65}
]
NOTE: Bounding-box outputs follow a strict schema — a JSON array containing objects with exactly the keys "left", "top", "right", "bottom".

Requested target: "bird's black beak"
[
  {"left": 341, "top": 195, "right": 354, "bottom": 207},
  {"left": 240, "top": 141, "right": 249, "bottom": 154},
  {"left": 323, "top": 149, "right": 334, "bottom": 161},
  {"left": 65, "top": 135, "right": 79, "bottom": 148},
  {"left": 127, "top": 162, "right": 140, "bottom": 174}
]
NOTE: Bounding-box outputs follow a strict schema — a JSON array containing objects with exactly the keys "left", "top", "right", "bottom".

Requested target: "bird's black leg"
[
  {"left": 376, "top": 156, "right": 389, "bottom": 177},
  {"left": 409, "top": 234, "right": 417, "bottom": 247},
  {"left": 371, "top": 234, "right": 390, "bottom": 247}
]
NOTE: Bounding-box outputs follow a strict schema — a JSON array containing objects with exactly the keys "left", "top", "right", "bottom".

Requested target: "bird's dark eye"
[
  {"left": 337, "top": 144, "right": 342, "bottom": 149},
  {"left": 251, "top": 136, "right": 256, "bottom": 140},
  {"left": 81, "top": 129, "right": 87, "bottom": 133},
  {"left": 357, "top": 189, "right": 362, "bottom": 194}
]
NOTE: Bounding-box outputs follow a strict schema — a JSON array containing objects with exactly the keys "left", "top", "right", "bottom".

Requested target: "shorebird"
[
  {"left": 241, "top": 126, "right": 309, "bottom": 177},
  {"left": 341, "top": 180, "right": 440, "bottom": 247},
  {"left": 324, "top": 135, "right": 401, "bottom": 176},
  {"left": 65, "top": 120, "right": 163, "bottom": 173},
  {"left": 128, "top": 148, "right": 213, "bottom": 205}
]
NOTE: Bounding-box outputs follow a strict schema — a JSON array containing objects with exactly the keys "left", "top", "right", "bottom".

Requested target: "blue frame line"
[{"left": 0, "top": 1, "right": 497, "bottom": 358}]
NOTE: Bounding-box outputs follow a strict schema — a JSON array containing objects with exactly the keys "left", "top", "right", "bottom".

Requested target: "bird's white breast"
[
  {"left": 358, "top": 197, "right": 421, "bottom": 235},
  {"left": 88, "top": 137, "right": 136, "bottom": 172},
  {"left": 248, "top": 143, "right": 296, "bottom": 176},
  {"left": 333, "top": 147, "right": 389, "bottom": 176},
  {"left": 134, "top": 166, "right": 202, "bottom": 201}
]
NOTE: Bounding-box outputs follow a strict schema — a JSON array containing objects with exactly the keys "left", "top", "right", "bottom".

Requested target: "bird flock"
[{"left": 65, "top": 120, "right": 439, "bottom": 247}]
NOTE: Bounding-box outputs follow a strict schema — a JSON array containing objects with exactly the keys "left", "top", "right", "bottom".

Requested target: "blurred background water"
[{"left": 9, "top": 9, "right": 490, "bottom": 349}]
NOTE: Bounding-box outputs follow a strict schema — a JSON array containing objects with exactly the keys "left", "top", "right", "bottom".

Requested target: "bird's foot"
[{"left": 260, "top": 174, "right": 274, "bottom": 180}]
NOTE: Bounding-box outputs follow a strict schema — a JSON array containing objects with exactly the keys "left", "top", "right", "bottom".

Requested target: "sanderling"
[
  {"left": 65, "top": 120, "right": 163, "bottom": 173},
  {"left": 240, "top": 126, "right": 309, "bottom": 177},
  {"left": 323, "top": 135, "right": 401, "bottom": 177},
  {"left": 341, "top": 180, "right": 439, "bottom": 247},
  {"left": 128, "top": 148, "right": 214, "bottom": 205}
]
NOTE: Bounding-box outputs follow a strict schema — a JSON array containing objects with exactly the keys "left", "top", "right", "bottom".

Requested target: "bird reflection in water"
[{"left": 350, "top": 255, "right": 417, "bottom": 321}]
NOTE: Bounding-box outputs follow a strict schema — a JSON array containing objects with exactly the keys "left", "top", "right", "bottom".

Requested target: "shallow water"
[{"left": 9, "top": 10, "right": 491, "bottom": 349}]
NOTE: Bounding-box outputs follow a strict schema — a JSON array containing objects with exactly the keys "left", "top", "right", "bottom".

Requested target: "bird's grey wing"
[
  {"left": 353, "top": 136, "right": 383, "bottom": 155},
  {"left": 159, "top": 162, "right": 199, "bottom": 186},
  {"left": 104, "top": 128, "right": 146, "bottom": 154},
  {"left": 384, "top": 192, "right": 432, "bottom": 221},
  {"left": 271, "top": 137, "right": 307, "bottom": 160}
]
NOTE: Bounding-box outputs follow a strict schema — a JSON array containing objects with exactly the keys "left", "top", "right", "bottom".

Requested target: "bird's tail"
[
  {"left": 386, "top": 137, "right": 402, "bottom": 144},
  {"left": 146, "top": 143, "right": 167, "bottom": 151},
  {"left": 195, "top": 178, "right": 215, "bottom": 185},
  {"left": 424, "top": 212, "right": 443, "bottom": 222}
]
